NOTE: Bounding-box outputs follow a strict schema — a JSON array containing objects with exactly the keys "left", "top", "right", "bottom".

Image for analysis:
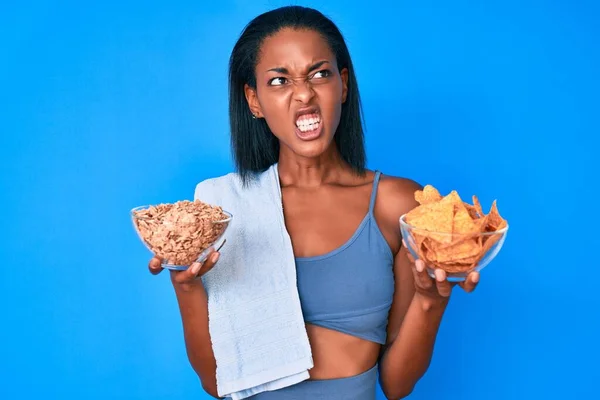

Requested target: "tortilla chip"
[
  {"left": 453, "top": 254, "right": 480, "bottom": 264},
  {"left": 439, "top": 190, "right": 463, "bottom": 207},
  {"left": 452, "top": 203, "right": 477, "bottom": 235},
  {"left": 486, "top": 200, "right": 507, "bottom": 231},
  {"left": 404, "top": 203, "right": 428, "bottom": 222},
  {"left": 435, "top": 262, "right": 476, "bottom": 273},
  {"left": 415, "top": 185, "right": 443, "bottom": 205},
  {"left": 464, "top": 203, "right": 481, "bottom": 220},
  {"left": 405, "top": 202, "right": 454, "bottom": 244},
  {"left": 405, "top": 231, "right": 426, "bottom": 260},
  {"left": 421, "top": 239, "right": 437, "bottom": 263},
  {"left": 481, "top": 233, "right": 502, "bottom": 254},
  {"left": 473, "top": 215, "right": 489, "bottom": 231},
  {"left": 432, "top": 239, "right": 481, "bottom": 263},
  {"left": 472, "top": 195, "right": 484, "bottom": 217}
]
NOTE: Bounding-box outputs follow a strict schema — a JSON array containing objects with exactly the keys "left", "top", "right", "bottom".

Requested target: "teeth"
[
  {"left": 296, "top": 115, "right": 321, "bottom": 127},
  {"left": 297, "top": 120, "right": 320, "bottom": 132}
]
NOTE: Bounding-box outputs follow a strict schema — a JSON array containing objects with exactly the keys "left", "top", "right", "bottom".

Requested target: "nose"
[{"left": 291, "top": 78, "right": 315, "bottom": 104}]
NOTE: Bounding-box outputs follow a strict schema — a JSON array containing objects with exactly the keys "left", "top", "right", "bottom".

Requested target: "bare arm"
[
  {"left": 173, "top": 283, "right": 220, "bottom": 398},
  {"left": 376, "top": 177, "right": 479, "bottom": 399},
  {"left": 379, "top": 247, "right": 448, "bottom": 399},
  {"left": 150, "top": 254, "right": 222, "bottom": 399}
]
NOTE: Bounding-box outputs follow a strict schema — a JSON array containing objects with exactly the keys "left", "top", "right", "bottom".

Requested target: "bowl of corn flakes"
[
  {"left": 400, "top": 185, "right": 508, "bottom": 282},
  {"left": 131, "top": 200, "right": 232, "bottom": 270}
]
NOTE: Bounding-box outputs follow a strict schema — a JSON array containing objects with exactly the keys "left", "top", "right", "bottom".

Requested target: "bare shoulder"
[
  {"left": 372, "top": 173, "right": 423, "bottom": 255},
  {"left": 377, "top": 174, "right": 423, "bottom": 219}
]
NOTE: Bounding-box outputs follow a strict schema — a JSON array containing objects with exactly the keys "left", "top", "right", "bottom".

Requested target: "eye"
[
  {"left": 311, "top": 69, "right": 332, "bottom": 79},
  {"left": 268, "top": 77, "right": 287, "bottom": 86}
]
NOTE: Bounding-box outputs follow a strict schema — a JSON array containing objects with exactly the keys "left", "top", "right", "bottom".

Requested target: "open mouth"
[
  {"left": 294, "top": 110, "right": 322, "bottom": 140},
  {"left": 296, "top": 114, "right": 321, "bottom": 132}
]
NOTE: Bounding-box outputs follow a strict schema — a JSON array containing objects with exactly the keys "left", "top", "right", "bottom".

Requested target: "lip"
[
  {"left": 293, "top": 106, "right": 322, "bottom": 141},
  {"left": 294, "top": 106, "right": 320, "bottom": 121}
]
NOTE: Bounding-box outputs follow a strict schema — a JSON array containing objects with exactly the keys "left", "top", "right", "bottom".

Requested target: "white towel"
[{"left": 194, "top": 163, "right": 313, "bottom": 399}]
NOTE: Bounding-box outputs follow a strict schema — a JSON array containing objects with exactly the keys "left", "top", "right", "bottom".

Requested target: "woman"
[{"left": 148, "top": 6, "right": 479, "bottom": 399}]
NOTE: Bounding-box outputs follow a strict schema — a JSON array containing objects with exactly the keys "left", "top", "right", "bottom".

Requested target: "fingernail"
[
  {"left": 191, "top": 262, "right": 201, "bottom": 274},
  {"left": 212, "top": 252, "right": 220, "bottom": 263},
  {"left": 416, "top": 260, "right": 424, "bottom": 272},
  {"left": 472, "top": 273, "right": 480, "bottom": 283},
  {"left": 435, "top": 269, "right": 445, "bottom": 282}
]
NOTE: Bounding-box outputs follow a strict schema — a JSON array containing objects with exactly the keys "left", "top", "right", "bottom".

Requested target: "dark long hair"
[{"left": 229, "top": 6, "right": 366, "bottom": 184}]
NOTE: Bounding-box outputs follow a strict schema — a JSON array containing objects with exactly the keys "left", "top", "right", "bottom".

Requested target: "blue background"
[{"left": 1, "top": 1, "right": 598, "bottom": 399}]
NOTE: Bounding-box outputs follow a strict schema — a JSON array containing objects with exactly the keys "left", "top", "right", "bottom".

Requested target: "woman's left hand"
[{"left": 403, "top": 240, "right": 479, "bottom": 300}]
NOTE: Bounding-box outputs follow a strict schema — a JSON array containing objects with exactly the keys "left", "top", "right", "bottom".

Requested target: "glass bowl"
[
  {"left": 399, "top": 214, "right": 508, "bottom": 282},
  {"left": 131, "top": 205, "right": 233, "bottom": 270}
]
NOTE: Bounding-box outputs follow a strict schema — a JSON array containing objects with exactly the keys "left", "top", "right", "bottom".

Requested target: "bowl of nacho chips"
[{"left": 399, "top": 185, "right": 508, "bottom": 282}]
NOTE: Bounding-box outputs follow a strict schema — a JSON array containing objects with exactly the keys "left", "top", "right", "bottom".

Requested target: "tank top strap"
[{"left": 368, "top": 171, "right": 382, "bottom": 214}]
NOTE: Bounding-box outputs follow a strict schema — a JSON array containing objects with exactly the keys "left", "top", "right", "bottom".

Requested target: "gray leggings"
[{"left": 246, "top": 364, "right": 378, "bottom": 400}]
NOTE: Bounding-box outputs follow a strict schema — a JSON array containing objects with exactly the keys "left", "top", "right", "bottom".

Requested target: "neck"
[{"left": 277, "top": 144, "right": 347, "bottom": 188}]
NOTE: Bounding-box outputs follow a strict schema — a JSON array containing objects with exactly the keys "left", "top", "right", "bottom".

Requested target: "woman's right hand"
[{"left": 148, "top": 251, "right": 220, "bottom": 292}]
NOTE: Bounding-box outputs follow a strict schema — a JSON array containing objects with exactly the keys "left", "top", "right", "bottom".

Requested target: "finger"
[
  {"left": 173, "top": 251, "right": 220, "bottom": 284},
  {"left": 172, "top": 262, "right": 202, "bottom": 284},
  {"left": 413, "top": 259, "right": 433, "bottom": 290},
  {"left": 409, "top": 259, "right": 422, "bottom": 287},
  {"left": 198, "top": 251, "right": 220, "bottom": 276},
  {"left": 148, "top": 257, "right": 164, "bottom": 275},
  {"left": 402, "top": 239, "right": 417, "bottom": 264},
  {"left": 459, "top": 271, "right": 480, "bottom": 293},
  {"left": 434, "top": 269, "right": 452, "bottom": 297}
]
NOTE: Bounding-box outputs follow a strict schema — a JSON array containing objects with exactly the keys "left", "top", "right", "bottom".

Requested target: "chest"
[{"left": 282, "top": 185, "right": 372, "bottom": 258}]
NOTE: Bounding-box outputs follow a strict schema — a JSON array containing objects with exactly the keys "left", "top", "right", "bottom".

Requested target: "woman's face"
[{"left": 245, "top": 28, "right": 348, "bottom": 159}]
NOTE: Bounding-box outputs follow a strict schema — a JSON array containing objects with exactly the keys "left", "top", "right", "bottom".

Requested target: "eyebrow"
[{"left": 267, "top": 60, "right": 330, "bottom": 74}]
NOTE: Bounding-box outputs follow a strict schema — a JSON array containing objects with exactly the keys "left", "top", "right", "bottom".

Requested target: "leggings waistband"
[{"left": 247, "top": 364, "right": 378, "bottom": 400}]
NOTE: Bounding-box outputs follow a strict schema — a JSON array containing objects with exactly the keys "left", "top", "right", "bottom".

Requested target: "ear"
[
  {"left": 244, "top": 84, "right": 263, "bottom": 118},
  {"left": 340, "top": 68, "right": 349, "bottom": 103}
]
